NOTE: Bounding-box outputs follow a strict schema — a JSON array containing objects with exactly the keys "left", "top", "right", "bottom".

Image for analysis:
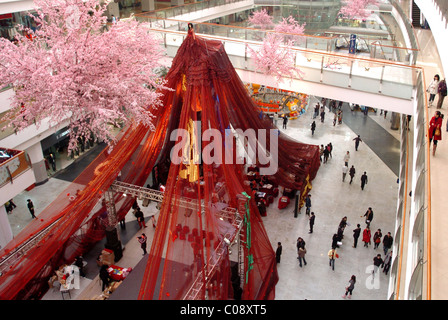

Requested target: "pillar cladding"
[
  {"left": 390, "top": 112, "right": 401, "bottom": 130},
  {"left": 27, "top": 142, "right": 47, "bottom": 185},
  {"left": 0, "top": 205, "right": 13, "bottom": 251},
  {"left": 141, "top": 0, "right": 155, "bottom": 11}
]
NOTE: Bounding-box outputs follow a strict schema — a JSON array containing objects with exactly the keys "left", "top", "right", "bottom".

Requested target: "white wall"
[{"left": 415, "top": 0, "right": 448, "bottom": 77}]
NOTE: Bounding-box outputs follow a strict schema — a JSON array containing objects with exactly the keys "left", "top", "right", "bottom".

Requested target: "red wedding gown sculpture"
[{"left": 0, "top": 28, "right": 320, "bottom": 300}]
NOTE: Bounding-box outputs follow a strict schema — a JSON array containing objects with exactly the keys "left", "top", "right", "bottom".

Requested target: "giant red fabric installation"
[{"left": 0, "top": 30, "right": 319, "bottom": 300}]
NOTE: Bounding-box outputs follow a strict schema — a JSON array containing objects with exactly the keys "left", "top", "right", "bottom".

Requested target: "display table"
[{"left": 108, "top": 265, "right": 132, "bottom": 281}]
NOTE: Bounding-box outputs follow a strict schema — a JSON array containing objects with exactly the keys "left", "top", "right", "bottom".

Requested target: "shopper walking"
[
  {"left": 427, "top": 74, "right": 440, "bottom": 107},
  {"left": 282, "top": 115, "right": 288, "bottom": 129},
  {"left": 134, "top": 207, "right": 146, "bottom": 229},
  {"left": 137, "top": 233, "right": 147, "bottom": 255},
  {"left": 309, "top": 212, "right": 315, "bottom": 233},
  {"left": 362, "top": 226, "right": 371, "bottom": 248},
  {"left": 296, "top": 237, "right": 306, "bottom": 253},
  {"left": 27, "top": 199, "right": 36, "bottom": 219},
  {"left": 360, "top": 172, "right": 368, "bottom": 190},
  {"left": 437, "top": 78, "right": 447, "bottom": 109},
  {"left": 352, "top": 224, "right": 361, "bottom": 248},
  {"left": 328, "top": 248, "right": 338, "bottom": 271},
  {"left": 342, "top": 164, "right": 348, "bottom": 182},
  {"left": 363, "top": 207, "right": 374, "bottom": 227},
  {"left": 372, "top": 254, "right": 383, "bottom": 277},
  {"left": 99, "top": 264, "right": 111, "bottom": 291},
  {"left": 373, "top": 229, "right": 382, "bottom": 250},
  {"left": 343, "top": 151, "right": 350, "bottom": 166},
  {"left": 320, "top": 109, "right": 325, "bottom": 123},
  {"left": 305, "top": 194, "right": 311, "bottom": 216},
  {"left": 349, "top": 165, "right": 356, "bottom": 184},
  {"left": 353, "top": 135, "right": 362, "bottom": 151},
  {"left": 298, "top": 246, "right": 307, "bottom": 268},
  {"left": 311, "top": 121, "right": 316, "bottom": 136},
  {"left": 382, "top": 232, "right": 393, "bottom": 255},
  {"left": 276, "top": 242, "right": 282, "bottom": 263},
  {"left": 428, "top": 110, "right": 443, "bottom": 156},
  {"left": 342, "top": 275, "right": 356, "bottom": 299},
  {"left": 383, "top": 250, "right": 392, "bottom": 275}
]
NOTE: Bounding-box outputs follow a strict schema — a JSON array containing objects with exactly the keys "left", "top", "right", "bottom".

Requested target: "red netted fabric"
[
  {"left": 138, "top": 30, "right": 319, "bottom": 300},
  {"left": 0, "top": 30, "right": 319, "bottom": 300}
]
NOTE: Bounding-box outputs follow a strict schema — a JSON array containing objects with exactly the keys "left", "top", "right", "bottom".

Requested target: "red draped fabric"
[{"left": 0, "top": 30, "right": 319, "bottom": 300}]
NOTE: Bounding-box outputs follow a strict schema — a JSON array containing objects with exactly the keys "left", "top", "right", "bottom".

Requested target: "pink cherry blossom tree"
[
  {"left": 248, "top": 34, "right": 304, "bottom": 83},
  {"left": 339, "top": 0, "right": 378, "bottom": 19},
  {"left": 248, "top": 9, "right": 273, "bottom": 30},
  {"left": 274, "top": 16, "right": 306, "bottom": 45},
  {"left": 0, "top": 0, "right": 169, "bottom": 154},
  {"left": 248, "top": 15, "right": 305, "bottom": 83}
]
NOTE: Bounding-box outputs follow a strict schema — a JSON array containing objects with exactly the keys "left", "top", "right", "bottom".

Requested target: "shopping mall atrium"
[{"left": 0, "top": 0, "right": 446, "bottom": 301}]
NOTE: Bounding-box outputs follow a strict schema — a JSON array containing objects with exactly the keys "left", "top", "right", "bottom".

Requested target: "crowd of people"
[{"left": 275, "top": 98, "right": 396, "bottom": 299}]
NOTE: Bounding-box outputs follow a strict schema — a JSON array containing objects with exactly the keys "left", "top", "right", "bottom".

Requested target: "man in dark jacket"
[
  {"left": 372, "top": 254, "right": 383, "bottom": 277},
  {"left": 360, "top": 172, "right": 368, "bottom": 190},
  {"left": 349, "top": 165, "right": 356, "bottom": 184},
  {"left": 382, "top": 232, "right": 393, "bottom": 255},
  {"left": 309, "top": 212, "right": 315, "bottom": 233},
  {"left": 352, "top": 224, "right": 361, "bottom": 248}
]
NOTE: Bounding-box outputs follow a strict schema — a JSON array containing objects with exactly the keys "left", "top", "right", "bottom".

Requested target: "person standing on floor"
[
  {"left": 338, "top": 110, "right": 343, "bottom": 124},
  {"left": 298, "top": 246, "right": 307, "bottom": 268},
  {"left": 99, "top": 264, "right": 111, "bottom": 291},
  {"left": 353, "top": 135, "right": 363, "bottom": 151},
  {"left": 383, "top": 250, "right": 392, "bottom": 275},
  {"left": 353, "top": 224, "right": 361, "bottom": 248},
  {"left": 373, "top": 229, "right": 382, "bottom": 250},
  {"left": 135, "top": 207, "right": 146, "bottom": 229},
  {"left": 319, "top": 145, "right": 324, "bottom": 162},
  {"left": 342, "top": 275, "right": 356, "bottom": 299},
  {"left": 437, "top": 78, "right": 447, "bottom": 109},
  {"left": 342, "top": 164, "right": 348, "bottom": 182},
  {"left": 360, "top": 172, "right": 368, "bottom": 190},
  {"left": 372, "top": 254, "right": 383, "bottom": 277},
  {"left": 428, "top": 110, "right": 443, "bottom": 156},
  {"left": 427, "top": 74, "right": 440, "bottom": 107},
  {"left": 273, "top": 112, "right": 279, "bottom": 127},
  {"left": 311, "top": 121, "right": 316, "bottom": 136},
  {"left": 349, "top": 165, "right": 356, "bottom": 184},
  {"left": 309, "top": 212, "right": 315, "bottom": 233},
  {"left": 27, "top": 199, "right": 36, "bottom": 219},
  {"left": 137, "top": 233, "right": 147, "bottom": 255},
  {"left": 320, "top": 109, "right": 325, "bottom": 123},
  {"left": 282, "top": 115, "right": 288, "bottom": 129},
  {"left": 363, "top": 207, "right": 374, "bottom": 227},
  {"left": 328, "top": 142, "right": 333, "bottom": 158},
  {"left": 328, "top": 248, "right": 338, "bottom": 271},
  {"left": 323, "top": 146, "right": 330, "bottom": 163},
  {"left": 344, "top": 151, "right": 350, "bottom": 166},
  {"left": 362, "top": 226, "right": 371, "bottom": 248},
  {"left": 382, "top": 232, "right": 393, "bottom": 255},
  {"left": 333, "top": 112, "right": 337, "bottom": 126},
  {"left": 305, "top": 194, "right": 312, "bottom": 216},
  {"left": 296, "top": 237, "right": 306, "bottom": 253},
  {"left": 276, "top": 242, "right": 282, "bottom": 263},
  {"left": 314, "top": 103, "right": 320, "bottom": 119},
  {"left": 331, "top": 233, "right": 340, "bottom": 249}
]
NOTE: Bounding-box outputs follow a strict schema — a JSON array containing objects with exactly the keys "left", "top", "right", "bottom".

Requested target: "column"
[
  {"left": 27, "top": 142, "right": 48, "bottom": 185},
  {"left": 390, "top": 112, "right": 400, "bottom": 130},
  {"left": 141, "top": 0, "right": 155, "bottom": 11},
  {"left": 171, "top": 0, "right": 184, "bottom": 6},
  {"left": 0, "top": 205, "right": 13, "bottom": 251}
]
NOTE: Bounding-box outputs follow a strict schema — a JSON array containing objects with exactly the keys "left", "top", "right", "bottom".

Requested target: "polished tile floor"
[{"left": 6, "top": 18, "right": 447, "bottom": 302}]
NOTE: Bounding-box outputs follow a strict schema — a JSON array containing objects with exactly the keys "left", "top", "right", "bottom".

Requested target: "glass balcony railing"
[
  {"left": 0, "top": 148, "right": 32, "bottom": 187},
  {"left": 145, "top": 27, "right": 416, "bottom": 101},
  {"left": 135, "top": 15, "right": 418, "bottom": 65}
]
